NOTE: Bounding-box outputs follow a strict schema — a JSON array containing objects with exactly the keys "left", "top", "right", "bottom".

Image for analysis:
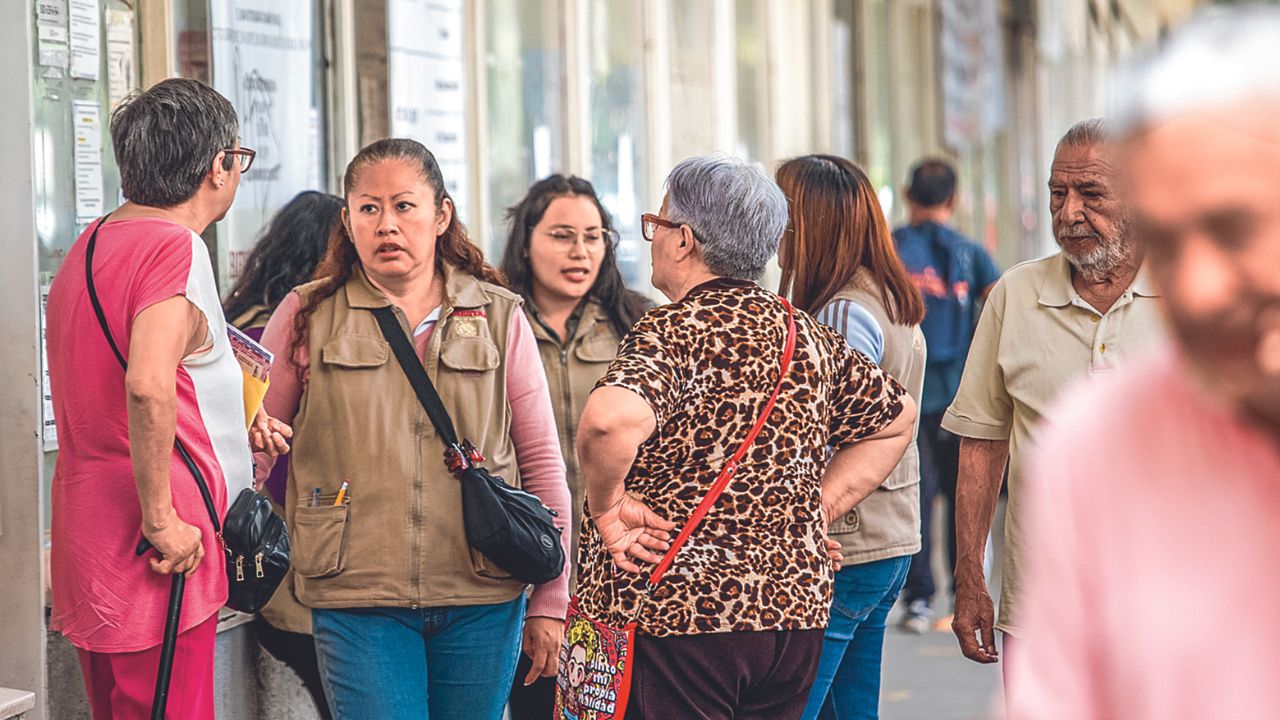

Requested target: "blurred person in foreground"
[
  {"left": 945, "top": 119, "right": 1165, "bottom": 673},
  {"left": 775, "top": 154, "right": 927, "bottom": 720},
  {"left": 223, "top": 190, "right": 344, "bottom": 720},
  {"left": 1009, "top": 8, "right": 1280, "bottom": 718},
  {"left": 571, "top": 154, "right": 916, "bottom": 719},
  {"left": 892, "top": 159, "right": 1001, "bottom": 634},
  {"left": 45, "top": 78, "right": 289, "bottom": 719},
  {"left": 498, "top": 175, "right": 651, "bottom": 718}
]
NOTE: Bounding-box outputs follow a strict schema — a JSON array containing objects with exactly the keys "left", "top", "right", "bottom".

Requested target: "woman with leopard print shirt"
[{"left": 572, "top": 155, "right": 918, "bottom": 719}]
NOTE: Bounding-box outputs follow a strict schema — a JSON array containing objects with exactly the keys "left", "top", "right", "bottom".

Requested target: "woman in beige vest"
[
  {"left": 497, "top": 175, "right": 651, "bottom": 718},
  {"left": 777, "top": 154, "right": 927, "bottom": 720},
  {"left": 257, "top": 139, "right": 571, "bottom": 720}
]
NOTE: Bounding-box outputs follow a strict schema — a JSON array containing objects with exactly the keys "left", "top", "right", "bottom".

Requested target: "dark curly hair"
[
  {"left": 290, "top": 138, "right": 507, "bottom": 366},
  {"left": 222, "top": 191, "right": 344, "bottom": 324},
  {"left": 498, "top": 174, "right": 650, "bottom": 337}
]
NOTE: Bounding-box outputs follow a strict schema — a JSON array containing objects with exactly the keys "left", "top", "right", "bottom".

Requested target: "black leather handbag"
[
  {"left": 371, "top": 305, "right": 566, "bottom": 586},
  {"left": 84, "top": 216, "right": 290, "bottom": 614}
]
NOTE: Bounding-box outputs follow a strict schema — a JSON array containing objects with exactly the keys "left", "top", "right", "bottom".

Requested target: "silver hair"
[
  {"left": 110, "top": 78, "right": 239, "bottom": 208},
  {"left": 1117, "top": 6, "right": 1280, "bottom": 132},
  {"left": 664, "top": 154, "right": 789, "bottom": 281},
  {"left": 1055, "top": 118, "right": 1114, "bottom": 155}
]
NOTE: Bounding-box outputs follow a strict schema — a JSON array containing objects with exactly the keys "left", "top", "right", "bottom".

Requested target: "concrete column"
[{"left": 0, "top": 3, "right": 48, "bottom": 719}]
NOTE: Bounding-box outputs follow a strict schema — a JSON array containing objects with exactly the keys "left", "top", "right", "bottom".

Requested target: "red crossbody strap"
[{"left": 646, "top": 299, "right": 797, "bottom": 588}]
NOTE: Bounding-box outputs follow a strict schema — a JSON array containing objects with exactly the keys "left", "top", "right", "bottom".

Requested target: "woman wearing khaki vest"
[
  {"left": 777, "top": 155, "right": 927, "bottom": 720},
  {"left": 257, "top": 139, "right": 571, "bottom": 720},
  {"left": 497, "top": 175, "right": 651, "bottom": 719}
]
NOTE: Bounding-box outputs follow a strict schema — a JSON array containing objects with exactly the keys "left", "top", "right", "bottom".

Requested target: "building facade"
[{"left": 0, "top": 0, "right": 1199, "bottom": 717}]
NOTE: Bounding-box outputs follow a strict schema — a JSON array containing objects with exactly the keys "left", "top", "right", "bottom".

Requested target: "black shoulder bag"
[
  {"left": 370, "top": 305, "right": 565, "bottom": 585},
  {"left": 84, "top": 215, "right": 289, "bottom": 613}
]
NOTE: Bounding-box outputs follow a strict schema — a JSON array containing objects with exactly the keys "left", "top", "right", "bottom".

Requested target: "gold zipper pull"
[
  {"left": 255, "top": 552, "right": 265, "bottom": 579},
  {"left": 235, "top": 555, "right": 245, "bottom": 582}
]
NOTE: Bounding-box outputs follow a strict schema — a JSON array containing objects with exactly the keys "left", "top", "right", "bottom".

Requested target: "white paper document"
[
  {"left": 72, "top": 100, "right": 104, "bottom": 222},
  {"left": 37, "top": 0, "right": 70, "bottom": 70},
  {"left": 69, "top": 0, "right": 101, "bottom": 80},
  {"left": 41, "top": 284, "right": 58, "bottom": 450}
]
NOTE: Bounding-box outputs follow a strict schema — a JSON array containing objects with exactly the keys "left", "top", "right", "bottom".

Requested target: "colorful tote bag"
[
  {"left": 553, "top": 299, "right": 797, "bottom": 719},
  {"left": 554, "top": 599, "right": 637, "bottom": 719}
]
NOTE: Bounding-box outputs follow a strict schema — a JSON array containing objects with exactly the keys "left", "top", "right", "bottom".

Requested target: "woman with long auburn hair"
[
  {"left": 256, "top": 138, "right": 571, "bottom": 720},
  {"left": 777, "top": 154, "right": 927, "bottom": 720}
]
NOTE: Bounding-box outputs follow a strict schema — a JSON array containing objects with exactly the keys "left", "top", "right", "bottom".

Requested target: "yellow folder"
[{"left": 242, "top": 371, "right": 270, "bottom": 430}]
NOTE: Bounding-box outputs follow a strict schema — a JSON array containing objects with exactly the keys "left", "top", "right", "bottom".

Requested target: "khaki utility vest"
[
  {"left": 826, "top": 271, "right": 927, "bottom": 565},
  {"left": 286, "top": 265, "right": 528, "bottom": 609},
  {"left": 526, "top": 300, "right": 621, "bottom": 586}
]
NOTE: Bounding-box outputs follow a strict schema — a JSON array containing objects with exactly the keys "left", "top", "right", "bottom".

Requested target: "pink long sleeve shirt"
[
  {"left": 1009, "top": 343, "right": 1280, "bottom": 719},
  {"left": 258, "top": 290, "right": 571, "bottom": 619}
]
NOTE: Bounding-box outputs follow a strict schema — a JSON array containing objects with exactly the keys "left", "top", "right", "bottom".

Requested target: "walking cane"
[{"left": 137, "top": 539, "right": 185, "bottom": 720}]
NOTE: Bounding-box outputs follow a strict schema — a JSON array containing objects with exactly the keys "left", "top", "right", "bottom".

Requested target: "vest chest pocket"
[
  {"left": 440, "top": 336, "right": 500, "bottom": 373},
  {"left": 573, "top": 333, "right": 619, "bottom": 364},
  {"left": 292, "top": 503, "right": 351, "bottom": 578},
  {"left": 321, "top": 336, "right": 390, "bottom": 369}
]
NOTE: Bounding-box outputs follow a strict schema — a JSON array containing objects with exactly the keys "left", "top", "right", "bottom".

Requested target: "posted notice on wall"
[
  {"left": 210, "top": 0, "right": 319, "bottom": 285},
  {"left": 37, "top": 0, "right": 70, "bottom": 70},
  {"left": 388, "top": 0, "right": 469, "bottom": 217},
  {"left": 72, "top": 99, "right": 104, "bottom": 223},
  {"left": 41, "top": 284, "right": 57, "bottom": 451},
  {"left": 106, "top": 7, "right": 136, "bottom": 106},
  {"left": 68, "top": 0, "right": 101, "bottom": 80}
]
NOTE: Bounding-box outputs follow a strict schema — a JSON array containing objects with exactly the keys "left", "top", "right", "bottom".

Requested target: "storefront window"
[
  {"left": 736, "top": 0, "right": 767, "bottom": 162},
  {"left": 177, "top": 0, "right": 329, "bottom": 290},
  {"left": 830, "top": 0, "right": 858, "bottom": 160},
  {"left": 483, "top": 0, "right": 565, "bottom": 254},
  {"left": 668, "top": 2, "right": 716, "bottom": 162},
  {"left": 388, "top": 0, "right": 470, "bottom": 221},
  {"left": 34, "top": 0, "right": 141, "bottom": 532},
  {"left": 585, "top": 0, "right": 649, "bottom": 291},
  {"left": 861, "top": 0, "right": 896, "bottom": 219}
]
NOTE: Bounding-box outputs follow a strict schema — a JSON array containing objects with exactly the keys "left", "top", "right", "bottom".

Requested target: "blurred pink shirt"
[{"left": 1009, "top": 342, "right": 1280, "bottom": 719}]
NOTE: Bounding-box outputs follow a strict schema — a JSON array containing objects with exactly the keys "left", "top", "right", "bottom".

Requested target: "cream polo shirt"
[{"left": 942, "top": 252, "right": 1166, "bottom": 635}]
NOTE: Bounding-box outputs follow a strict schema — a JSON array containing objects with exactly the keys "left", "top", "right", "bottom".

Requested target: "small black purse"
[
  {"left": 84, "top": 216, "right": 290, "bottom": 614},
  {"left": 371, "top": 305, "right": 566, "bottom": 586}
]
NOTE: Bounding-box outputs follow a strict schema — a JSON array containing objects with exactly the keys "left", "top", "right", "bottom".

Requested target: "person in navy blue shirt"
[{"left": 893, "top": 159, "right": 1001, "bottom": 633}]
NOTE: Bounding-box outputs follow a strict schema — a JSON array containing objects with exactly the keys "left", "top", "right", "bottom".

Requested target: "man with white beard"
[{"left": 940, "top": 119, "right": 1165, "bottom": 681}]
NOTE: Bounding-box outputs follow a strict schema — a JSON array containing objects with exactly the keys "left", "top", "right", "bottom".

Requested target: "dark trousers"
[
  {"left": 628, "top": 629, "right": 824, "bottom": 720},
  {"left": 903, "top": 411, "right": 960, "bottom": 606},
  {"left": 254, "top": 618, "right": 334, "bottom": 720},
  {"left": 507, "top": 652, "right": 556, "bottom": 720}
]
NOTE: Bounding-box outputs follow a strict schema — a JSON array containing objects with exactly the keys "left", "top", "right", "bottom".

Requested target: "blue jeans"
[
  {"left": 312, "top": 596, "right": 525, "bottom": 720},
  {"left": 801, "top": 555, "right": 911, "bottom": 720}
]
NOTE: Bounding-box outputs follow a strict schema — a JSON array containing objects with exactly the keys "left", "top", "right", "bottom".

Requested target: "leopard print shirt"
[{"left": 575, "top": 279, "right": 907, "bottom": 637}]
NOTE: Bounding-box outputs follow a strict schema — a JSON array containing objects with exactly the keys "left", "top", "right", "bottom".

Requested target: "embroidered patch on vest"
[
  {"left": 450, "top": 309, "right": 487, "bottom": 318},
  {"left": 454, "top": 319, "right": 479, "bottom": 337}
]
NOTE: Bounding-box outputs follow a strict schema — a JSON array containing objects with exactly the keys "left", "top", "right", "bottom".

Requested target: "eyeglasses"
[
  {"left": 640, "top": 212, "right": 683, "bottom": 242},
  {"left": 221, "top": 147, "right": 257, "bottom": 173},
  {"left": 545, "top": 228, "right": 609, "bottom": 252}
]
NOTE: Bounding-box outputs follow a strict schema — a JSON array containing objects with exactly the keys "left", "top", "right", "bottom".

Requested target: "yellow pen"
[{"left": 333, "top": 479, "right": 349, "bottom": 506}]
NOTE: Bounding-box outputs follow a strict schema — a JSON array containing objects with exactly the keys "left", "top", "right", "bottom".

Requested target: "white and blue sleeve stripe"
[{"left": 816, "top": 299, "right": 885, "bottom": 364}]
